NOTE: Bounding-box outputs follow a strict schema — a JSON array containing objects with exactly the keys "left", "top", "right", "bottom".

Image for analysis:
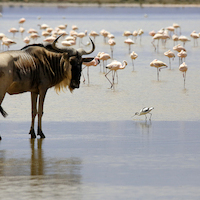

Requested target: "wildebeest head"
[{"left": 51, "top": 35, "right": 95, "bottom": 91}]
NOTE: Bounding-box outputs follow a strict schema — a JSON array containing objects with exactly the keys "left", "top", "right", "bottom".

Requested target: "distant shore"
[{"left": 0, "top": 2, "right": 200, "bottom": 8}]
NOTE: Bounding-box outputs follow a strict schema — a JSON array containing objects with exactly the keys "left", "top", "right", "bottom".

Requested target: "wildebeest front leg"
[
  {"left": 29, "top": 92, "right": 38, "bottom": 139},
  {"left": 37, "top": 90, "right": 47, "bottom": 138}
]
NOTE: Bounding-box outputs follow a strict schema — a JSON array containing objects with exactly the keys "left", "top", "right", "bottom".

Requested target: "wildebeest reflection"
[{"left": 0, "top": 35, "right": 95, "bottom": 138}]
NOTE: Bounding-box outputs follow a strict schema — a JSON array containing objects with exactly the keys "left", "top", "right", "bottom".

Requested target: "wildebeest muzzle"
[{"left": 70, "top": 80, "right": 80, "bottom": 89}]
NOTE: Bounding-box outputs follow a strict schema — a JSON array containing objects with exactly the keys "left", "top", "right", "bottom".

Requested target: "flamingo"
[
  {"left": 190, "top": 31, "right": 199, "bottom": 47},
  {"left": 2, "top": 36, "right": 16, "bottom": 50},
  {"left": 0, "top": 33, "right": 5, "bottom": 50},
  {"left": 173, "top": 44, "right": 186, "bottom": 52},
  {"left": 173, "top": 23, "right": 181, "bottom": 35},
  {"left": 123, "top": 31, "right": 132, "bottom": 38},
  {"left": 132, "top": 107, "right": 154, "bottom": 121},
  {"left": 177, "top": 50, "right": 187, "bottom": 65},
  {"left": 29, "top": 33, "right": 40, "bottom": 43},
  {"left": 77, "top": 30, "right": 87, "bottom": 46},
  {"left": 72, "top": 25, "right": 78, "bottom": 30},
  {"left": 172, "top": 34, "right": 179, "bottom": 45},
  {"left": 58, "top": 24, "right": 67, "bottom": 30},
  {"left": 130, "top": 51, "right": 138, "bottom": 71},
  {"left": 166, "top": 26, "right": 175, "bottom": 37},
  {"left": 89, "top": 31, "right": 99, "bottom": 43},
  {"left": 38, "top": 23, "right": 49, "bottom": 30},
  {"left": 24, "top": 36, "right": 30, "bottom": 45},
  {"left": 9, "top": 28, "right": 18, "bottom": 38},
  {"left": 27, "top": 28, "right": 38, "bottom": 34},
  {"left": 100, "top": 29, "right": 109, "bottom": 43},
  {"left": 108, "top": 38, "right": 116, "bottom": 59},
  {"left": 149, "top": 30, "right": 156, "bottom": 37},
  {"left": 151, "top": 33, "right": 163, "bottom": 52},
  {"left": 19, "top": 27, "right": 25, "bottom": 38},
  {"left": 178, "top": 35, "right": 190, "bottom": 47},
  {"left": 82, "top": 57, "right": 100, "bottom": 84},
  {"left": 164, "top": 50, "right": 175, "bottom": 69},
  {"left": 105, "top": 60, "right": 127, "bottom": 89},
  {"left": 18, "top": 18, "right": 26, "bottom": 27},
  {"left": 150, "top": 59, "right": 168, "bottom": 81},
  {"left": 132, "top": 30, "right": 138, "bottom": 41},
  {"left": 99, "top": 52, "right": 111, "bottom": 73},
  {"left": 124, "top": 38, "right": 134, "bottom": 53},
  {"left": 43, "top": 35, "right": 56, "bottom": 43},
  {"left": 42, "top": 30, "right": 50, "bottom": 37},
  {"left": 179, "top": 62, "right": 188, "bottom": 88},
  {"left": 138, "top": 29, "right": 144, "bottom": 44}
]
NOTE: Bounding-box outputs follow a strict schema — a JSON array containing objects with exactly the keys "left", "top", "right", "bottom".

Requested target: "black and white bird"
[{"left": 133, "top": 107, "right": 154, "bottom": 120}]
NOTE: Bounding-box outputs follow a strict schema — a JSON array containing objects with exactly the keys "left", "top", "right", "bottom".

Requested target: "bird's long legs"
[{"left": 105, "top": 70, "right": 113, "bottom": 88}]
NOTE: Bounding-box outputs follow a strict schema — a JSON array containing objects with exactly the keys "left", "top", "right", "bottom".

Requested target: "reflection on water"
[
  {"left": 0, "top": 139, "right": 82, "bottom": 185},
  {"left": 134, "top": 120, "right": 152, "bottom": 134},
  {"left": 30, "top": 139, "right": 44, "bottom": 176},
  {"left": 1, "top": 121, "right": 200, "bottom": 199}
]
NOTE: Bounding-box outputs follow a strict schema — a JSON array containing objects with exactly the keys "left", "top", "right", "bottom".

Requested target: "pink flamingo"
[
  {"left": 124, "top": 38, "right": 134, "bottom": 53},
  {"left": 99, "top": 52, "right": 111, "bottom": 73},
  {"left": 164, "top": 50, "right": 175, "bottom": 69},
  {"left": 108, "top": 38, "right": 116, "bottom": 59},
  {"left": 19, "top": 18, "right": 26, "bottom": 27},
  {"left": 150, "top": 59, "right": 168, "bottom": 81},
  {"left": 82, "top": 57, "right": 100, "bottom": 84},
  {"left": 177, "top": 50, "right": 187, "bottom": 65},
  {"left": 105, "top": 60, "right": 127, "bottom": 89},
  {"left": 130, "top": 51, "right": 138, "bottom": 71},
  {"left": 89, "top": 31, "right": 99, "bottom": 43},
  {"left": 179, "top": 62, "right": 188, "bottom": 88}
]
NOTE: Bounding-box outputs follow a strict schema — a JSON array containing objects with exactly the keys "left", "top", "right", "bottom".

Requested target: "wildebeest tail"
[{"left": 0, "top": 106, "right": 8, "bottom": 118}]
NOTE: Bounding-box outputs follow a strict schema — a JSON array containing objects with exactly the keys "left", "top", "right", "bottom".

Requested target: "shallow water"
[
  {"left": 0, "top": 5, "right": 200, "bottom": 122},
  {"left": 1, "top": 120, "right": 200, "bottom": 199},
  {"left": 0, "top": 5, "right": 200, "bottom": 199}
]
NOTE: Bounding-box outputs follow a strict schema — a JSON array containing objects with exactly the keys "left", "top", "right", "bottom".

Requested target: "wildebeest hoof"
[
  {"left": 37, "top": 129, "right": 46, "bottom": 139},
  {"left": 29, "top": 129, "right": 36, "bottom": 139}
]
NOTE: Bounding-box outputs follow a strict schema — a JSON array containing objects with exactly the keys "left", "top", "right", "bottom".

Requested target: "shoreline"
[{"left": 0, "top": 2, "right": 200, "bottom": 8}]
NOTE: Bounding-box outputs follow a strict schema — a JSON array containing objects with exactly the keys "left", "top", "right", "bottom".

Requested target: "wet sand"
[{"left": 0, "top": 120, "right": 200, "bottom": 199}]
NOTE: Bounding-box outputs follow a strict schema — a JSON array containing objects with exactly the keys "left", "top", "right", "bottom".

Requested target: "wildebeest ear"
[{"left": 82, "top": 57, "right": 94, "bottom": 63}]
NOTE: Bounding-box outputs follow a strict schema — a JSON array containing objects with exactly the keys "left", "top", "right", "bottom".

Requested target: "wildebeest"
[{"left": 0, "top": 35, "right": 95, "bottom": 138}]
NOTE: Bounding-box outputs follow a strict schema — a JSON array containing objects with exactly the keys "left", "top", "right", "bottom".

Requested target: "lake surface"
[{"left": 0, "top": 5, "right": 200, "bottom": 199}]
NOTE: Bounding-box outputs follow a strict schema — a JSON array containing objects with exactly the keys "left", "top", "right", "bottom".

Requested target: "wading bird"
[
  {"left": 150, "top": 59, "right": 168, "bottom": 81},
  {"left": 130, "top": 51, "right": 138, "bottom": 71},
  {"left": 132, "top": 107, "right": 154, "bottom": 120},
  {"left": 82, "top": 56, "right": 100, "bottom": 84},
  {"left": 105, "top": 60, "right": 127, "bottom": 89},
  {"left": 124, "top": 38, "right": 134, "bottom": 53},
  {"left": 177, "top": 50, "right": 187, "bottom": 65},
  {"left": 179, "top": 62, "right": 188, "bottom": 88},
  {"left": 164, "top": 49, "right": 175, "bottom": 69},
  {"left": 108, "top": 38, "right": 116, "bottom": 59}
]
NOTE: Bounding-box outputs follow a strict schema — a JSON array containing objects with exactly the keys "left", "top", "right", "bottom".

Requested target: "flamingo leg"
[
  {"left": 105, "top": 70, "right": 114, "bottom": 89},
  {"left": 87, "top": 66, "right": 90, "bottom": 84},
  {"left": 132, "top": 59, "right": 134, "bottom": 71},
  {"left": 157, "top": 68, "right": 159, "bottom": 81}
]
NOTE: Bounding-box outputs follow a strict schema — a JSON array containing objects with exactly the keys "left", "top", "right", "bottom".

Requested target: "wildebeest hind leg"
[
  {"left": 37, "top": 90, "right": 47, "bottom": 138},
  {"left": 0, "top": 93, "right": 8, "bottom": 118}
]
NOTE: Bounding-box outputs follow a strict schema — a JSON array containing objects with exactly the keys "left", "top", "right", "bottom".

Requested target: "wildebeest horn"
[
  {"left": 77, "top": 38, "right": 95, "bottom": 55},
  {"left": 51, "top": 34, "right": 65, "bottom": 52}
]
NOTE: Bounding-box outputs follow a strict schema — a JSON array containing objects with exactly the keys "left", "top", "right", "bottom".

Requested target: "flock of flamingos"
[{"left": 0, "top": 17, "right": 199, "bottom": 89}]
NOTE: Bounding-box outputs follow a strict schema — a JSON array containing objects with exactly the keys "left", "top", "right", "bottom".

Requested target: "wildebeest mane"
[
  {"left": 9, "top": 47, "right": 72, "bottom": 92},
  {"left": 21, "top": 43, "right": 44, "bottom": 50}
]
